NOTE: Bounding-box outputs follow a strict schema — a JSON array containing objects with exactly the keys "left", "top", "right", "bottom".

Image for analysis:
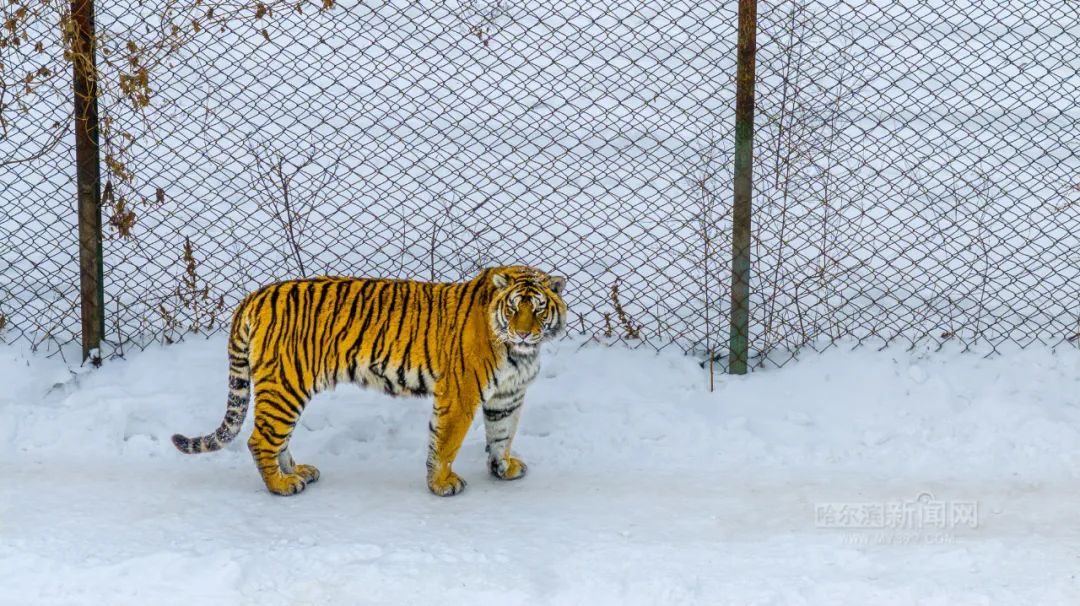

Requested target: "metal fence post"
[
  {"left": 72, "top": 0, "right": 104, "bottom": 364},
  {"left": 729, "top": 0, "right": 757, "bottom": 375}
]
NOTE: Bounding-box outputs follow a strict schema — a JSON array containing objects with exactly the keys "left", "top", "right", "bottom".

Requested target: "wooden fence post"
[{"left": 72, "top": 0, "right": 104, "bottom": 364}]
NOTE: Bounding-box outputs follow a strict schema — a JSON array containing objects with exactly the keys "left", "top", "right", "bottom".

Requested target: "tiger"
[{"left": 171, "top": 265, "right": 567, "bottom": 497}]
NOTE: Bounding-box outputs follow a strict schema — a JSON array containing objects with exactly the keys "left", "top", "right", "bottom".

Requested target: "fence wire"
[{"left": 1, "top": 0, "right": 1077, "bottom": 366}]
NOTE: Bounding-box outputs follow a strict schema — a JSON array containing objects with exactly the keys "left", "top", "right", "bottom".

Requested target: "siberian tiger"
[{"left": 171, "top": 265, "right": 567, "bottom": 497}]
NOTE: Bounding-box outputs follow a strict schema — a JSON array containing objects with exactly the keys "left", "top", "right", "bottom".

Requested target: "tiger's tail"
[{"left": 171, "top": 307, "right": 252, "bottom": 454}]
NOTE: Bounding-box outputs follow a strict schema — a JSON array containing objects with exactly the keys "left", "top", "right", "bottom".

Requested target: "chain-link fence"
[{"left": 1, "top": 0, "right": 1077, "bottom": 366}]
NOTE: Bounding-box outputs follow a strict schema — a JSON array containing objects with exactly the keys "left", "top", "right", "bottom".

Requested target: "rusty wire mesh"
[{"left": 1, "top": 0, "right": 1077, "bottom": 366}]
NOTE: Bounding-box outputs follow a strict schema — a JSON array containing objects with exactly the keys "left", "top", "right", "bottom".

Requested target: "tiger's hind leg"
[
  {"left": 278, "top": 449, "right": 320, "bottom": 484},
  {"left": 247, "top": 383, "right": 317, "bottom": 495}
]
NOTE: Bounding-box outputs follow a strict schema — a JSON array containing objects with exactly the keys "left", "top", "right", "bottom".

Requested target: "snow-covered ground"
[{"left": 2, "top": 337, "right": 1079, "bottom": 604}]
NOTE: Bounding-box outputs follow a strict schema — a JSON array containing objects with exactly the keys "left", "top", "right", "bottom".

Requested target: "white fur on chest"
[{"left": 488, "top": 353, "right": 540, "bottom": 398}]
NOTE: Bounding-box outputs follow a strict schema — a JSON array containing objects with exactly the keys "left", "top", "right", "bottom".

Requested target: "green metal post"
[{"left": 729, "top": 0, "right": 757, "bottom": 374}]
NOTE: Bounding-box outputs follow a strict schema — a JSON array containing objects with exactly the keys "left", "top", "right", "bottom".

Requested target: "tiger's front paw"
[
  {"left": 489, "top": 456, "right": 528, "bottom": 481},
  {"left": 427, "top": 471, "right": 467, "bottom": 497}
]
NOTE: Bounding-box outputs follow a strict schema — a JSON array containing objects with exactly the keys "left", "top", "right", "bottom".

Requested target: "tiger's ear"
[
  {"left": 548, "top": 275, "right": 566, "bottom": 294},
  {"left": 491, "top": 272, "right": 511, "bottom": 290}
]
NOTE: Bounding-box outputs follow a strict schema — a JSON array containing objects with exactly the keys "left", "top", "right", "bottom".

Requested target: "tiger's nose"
[{"left": 513, "top": 330, "right": 531, "bottom": 340}]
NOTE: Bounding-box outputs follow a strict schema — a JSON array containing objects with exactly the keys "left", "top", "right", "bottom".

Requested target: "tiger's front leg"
[
  {"left": 426, "top": 387, "right": 478, "bottom": 497},
  {"left": 483, "top": 390, "right": 528, "bottom": 481}
]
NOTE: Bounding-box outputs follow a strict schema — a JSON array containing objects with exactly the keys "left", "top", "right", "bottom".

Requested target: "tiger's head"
[{"left": 486, "top": 266, "right": 567, "bottom": 356}]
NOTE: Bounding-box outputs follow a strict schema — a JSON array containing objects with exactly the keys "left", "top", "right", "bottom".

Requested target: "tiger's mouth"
[
  {"left": 508, "top": 341, "right": 539, "bottom": 356},
  {"left": 498, "top": 329, "right": 542, "bottom": 355}
]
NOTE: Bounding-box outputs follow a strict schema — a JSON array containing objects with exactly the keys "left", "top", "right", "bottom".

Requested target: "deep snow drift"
[{"left": 2, "top": 338, "right": 1079, "bottom": 604}]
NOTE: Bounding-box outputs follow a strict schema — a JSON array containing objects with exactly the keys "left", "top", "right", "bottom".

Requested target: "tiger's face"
[{"left": 488, "top": 267, "right": 567, "bottom": 356}]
